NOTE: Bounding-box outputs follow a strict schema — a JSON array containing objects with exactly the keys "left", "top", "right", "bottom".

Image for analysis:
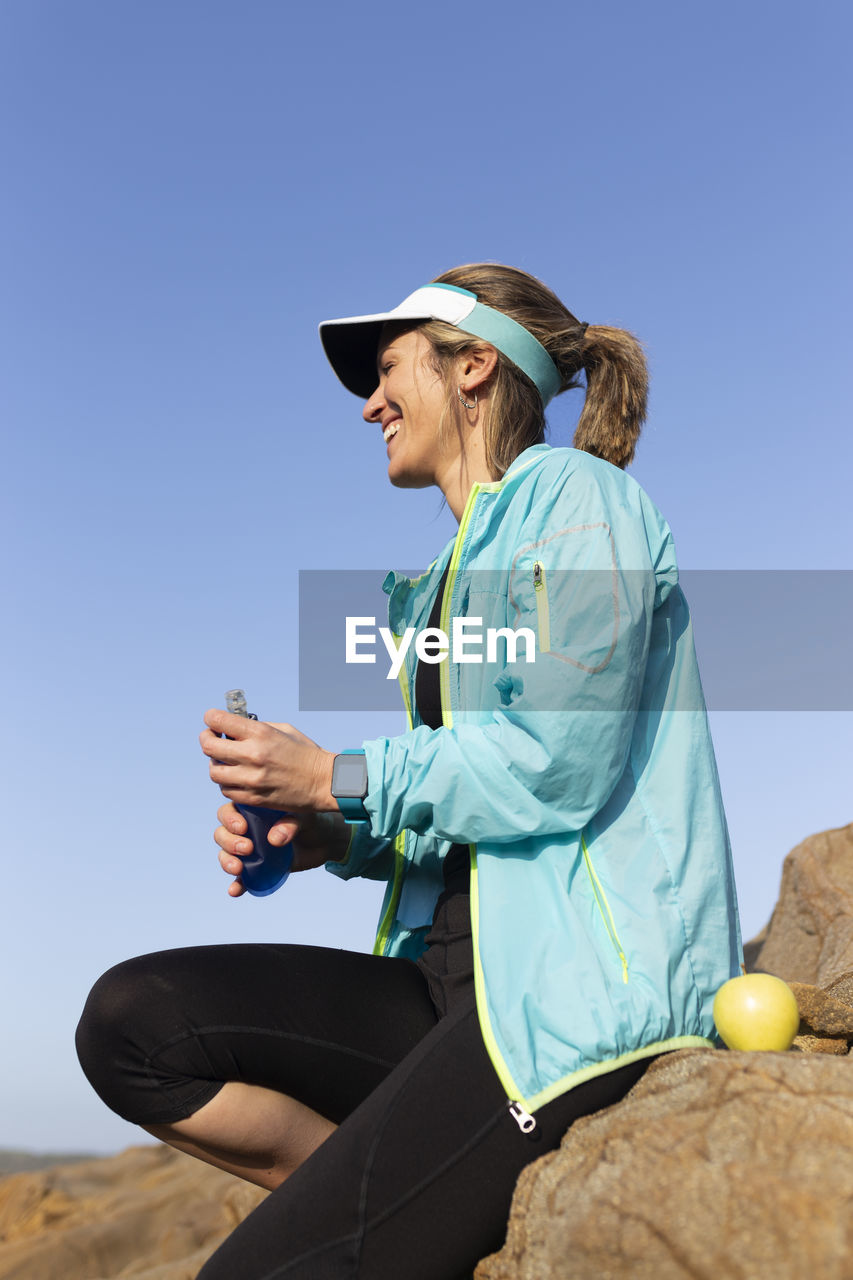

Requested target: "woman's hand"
[
  {"left": 200, "top": 709, "right": 336, "bottom": 813},
  {"left": 214, "top": 802, "right": 351, "bottom": 897}
]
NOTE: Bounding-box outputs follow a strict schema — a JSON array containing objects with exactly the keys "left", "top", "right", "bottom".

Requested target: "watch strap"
[{"left": 332, "top": 749, "right": 369, "bottom": 824}]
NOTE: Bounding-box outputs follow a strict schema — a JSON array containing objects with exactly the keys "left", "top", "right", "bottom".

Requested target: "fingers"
[
  {"left": 266, "top": 818, "right": 299, "bottom": 847},
  {"left": 206, "top": 749, "right": 261, "bottom": 801},
  {"left": 218, "top": 843, "right": 248, "bottom": 880},
  {"left": 216, "top": 837, "right": 248, "bottom": 897},
  {"left": 201, "top": 721, "right": 267, "bottom": 800},
  {"left": 199, "top": 727, "right": 244, "bottom": 763},
  {"left": 203, "top": 708, "right": 257, "bottom": 739},
  {"left": 214, "top": 809, "right": 297, "bottom": 897},
  {"left": 199, "top": 712, "right": 268, "bottom": 767},
  {"left": 214, "top": 822, "right": 253, "bottom": 859},
  {"left": 217, "top": 802, "right": 246, "bottom": 833},
  {"left": 201, "top": 711, "right": 329, "bottom": 813},
  {"left": 202, "top": 710, "right": 297, "bottom": 748}
]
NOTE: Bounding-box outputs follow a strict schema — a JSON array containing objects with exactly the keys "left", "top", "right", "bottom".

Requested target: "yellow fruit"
[{"left": 713, "top": 974, "right": 801, "bottom": 1051}]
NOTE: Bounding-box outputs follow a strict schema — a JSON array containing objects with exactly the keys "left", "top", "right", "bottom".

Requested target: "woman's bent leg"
[
  {"left": 75, "top": 943, "right": 439, "bottom": 1188},
  {"left": 145, "top": 1081, "right": 338, "bottom": 1189},
  {"left": 196, "top": 995, "right": 654, "bottom": 1280}
]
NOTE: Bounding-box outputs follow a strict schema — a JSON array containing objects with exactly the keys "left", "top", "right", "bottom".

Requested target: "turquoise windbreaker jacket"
[{"left": 332, "top": 444, "right": 743, "bottom": 1118}]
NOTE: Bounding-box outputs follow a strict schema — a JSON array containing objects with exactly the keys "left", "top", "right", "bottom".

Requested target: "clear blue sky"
[{"left": 1, "top": 0, "right": 850, "bottom": 1153}]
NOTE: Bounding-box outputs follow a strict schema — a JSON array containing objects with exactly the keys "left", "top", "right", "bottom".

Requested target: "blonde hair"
[{"left": 419, "top": 263, "right": 648, "bottom": 478}]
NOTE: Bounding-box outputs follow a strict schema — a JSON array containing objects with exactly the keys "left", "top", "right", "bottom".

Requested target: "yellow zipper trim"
[
  {"left": 477, "top": 840, "right": 709, "bottom": 1110},
  {"left": 524, "top": 1036, "right": 715, "bottom": 1112},
  {"left": 372, "top": 830, "right": 407, "bottom": 956},
  {"left": 533, "top": 560, "right": 550, "bottom": 653},
  {"left": 581, "top": 832, "right": 629, "bottom": 983},
  {"left": 470, "top": 850, "right": 528, "bottom": 1101},
  {"left": 438, "top": 481, "right": 483, "bottom": 729},
  {"left": 394, "top": 630, "right": 414, "bottom": 730},
  {"left": 372, "top": 635, "right": 415, "bottom": 957},
  {"left": 433, "top": 483, "right": 528, "bottom": 1102},
  {"left": 436, "top": 465, "right": 537, "bottom": 716},
  {"left": 407, "top": 462, "right": 641, "bottom": 1113}
]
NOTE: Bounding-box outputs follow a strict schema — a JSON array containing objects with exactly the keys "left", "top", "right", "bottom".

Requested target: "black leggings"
[{"left": 76, "top": 944, "right": 652, "bottom": 1279}]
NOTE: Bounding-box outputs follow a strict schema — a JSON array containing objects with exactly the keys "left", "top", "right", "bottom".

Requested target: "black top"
[
  {"left": 414, "top": 564, "right": 470, "bottom": 896},
  {"left": 413, "top": 565, "right": 474, "bottom": 1016}
]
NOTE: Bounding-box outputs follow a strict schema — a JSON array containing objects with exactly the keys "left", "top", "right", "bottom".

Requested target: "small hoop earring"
[{"left": 457, "top": 386, "right": 477, "bottom": 411}]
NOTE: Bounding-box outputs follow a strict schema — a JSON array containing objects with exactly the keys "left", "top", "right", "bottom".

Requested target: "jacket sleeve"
[
  {"left": 325, "top": 822, "right": 396, "bottom": 882},
  {"left": 362, "top": 503, "right": 668, "bottom": 846}
]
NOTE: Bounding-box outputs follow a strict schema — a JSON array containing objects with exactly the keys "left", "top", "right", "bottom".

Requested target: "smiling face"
[{"left": 362, "top": 326, "right": 455, "bottom": 493}]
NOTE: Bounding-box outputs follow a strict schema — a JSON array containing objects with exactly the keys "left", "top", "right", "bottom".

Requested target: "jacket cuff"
[{"left": 325, "top": 819, "right": 395, "bottom": 882}]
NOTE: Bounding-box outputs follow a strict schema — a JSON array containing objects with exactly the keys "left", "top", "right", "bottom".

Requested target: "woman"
[{"left": 77, "top": 263, "right": 742, "bottom": 1279}]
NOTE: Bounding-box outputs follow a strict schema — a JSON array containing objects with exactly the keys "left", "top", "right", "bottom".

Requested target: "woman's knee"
[
  {"left": 77, "top": 956, "right": 149, "bottom": 1065},
  {"left": 75, "top": 951, "right": 193, "bottom": 1122}
]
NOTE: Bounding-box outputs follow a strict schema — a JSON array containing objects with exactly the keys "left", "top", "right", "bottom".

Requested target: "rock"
[
  {"left": 0, "top": 1151, "right": 94, "bottom": 1176},
  {"left": 0, "top": 1144, "right": 266, "bottom": 1280},
  {"left": 791, "top": 1033, "right": 849, "bottom": 1054},
  {"left": 788, "top": 981, "right": 853, "bottom": 1036},
  {"left": 475, "top": 1048, "right": 853, "bottom": 1280},
  {"left": 749, "top": 823, "right": 853, "bottom": 986},
  {"left": 477, "top": 822, "right": 853, "bottom": 1278},
  {"left": 823, "top": 968, "right": 853, "bottom": 1009},
  {"left": 787, "top": 980, "right": 853, "bottom": 1053}
]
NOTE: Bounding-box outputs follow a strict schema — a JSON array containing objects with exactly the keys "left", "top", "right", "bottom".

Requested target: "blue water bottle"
[{"left": 223, "top": 689, "right": 294, "bottom": 896}]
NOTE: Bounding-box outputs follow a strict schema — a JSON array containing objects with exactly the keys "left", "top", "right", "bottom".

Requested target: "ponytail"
[
  {"left": 424, "top": 263, "right": 649, "bottom": 475},
  {"left": 572, "top": 325, "right": 648, "bottom": 470}
]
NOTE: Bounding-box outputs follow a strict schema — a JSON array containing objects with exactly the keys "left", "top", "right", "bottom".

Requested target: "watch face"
[{"left": 333, "top": 754, "right": 367, "bottom": 799}]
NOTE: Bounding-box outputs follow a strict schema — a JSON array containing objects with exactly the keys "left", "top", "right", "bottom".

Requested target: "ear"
[{"left": 458, "top": 344, "right": 499, "bottom": 393}]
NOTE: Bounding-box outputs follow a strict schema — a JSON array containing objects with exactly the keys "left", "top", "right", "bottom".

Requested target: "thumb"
[{"left": 266, "top": 819, "right": 298, "bottom": 847}]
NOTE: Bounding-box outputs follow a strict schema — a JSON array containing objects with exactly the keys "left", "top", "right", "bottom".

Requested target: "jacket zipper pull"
[
  {"left": 508, "top": 1100, "right": 537, "bottom": 1135},
  {"left": 533, "top": 561, "right": 543, "bottom": 589}
]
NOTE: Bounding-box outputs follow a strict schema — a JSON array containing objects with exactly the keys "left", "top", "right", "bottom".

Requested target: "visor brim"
[{"left": 319, "top": 319, "right": 390, "bottom": 399}]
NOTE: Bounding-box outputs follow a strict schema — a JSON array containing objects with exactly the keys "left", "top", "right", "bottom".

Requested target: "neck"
[
  {"left": 441, "top": 457, "right": 494, "bottom": 522},
  {"left": 438, "top": 423, "right": 495, "bottom": 522}
]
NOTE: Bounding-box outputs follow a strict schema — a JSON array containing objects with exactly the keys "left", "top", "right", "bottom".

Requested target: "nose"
[{"left": 362, "top": 384, "right": 385, "bottom": 423}]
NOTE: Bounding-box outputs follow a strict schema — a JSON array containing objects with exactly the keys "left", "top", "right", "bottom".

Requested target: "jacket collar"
[
  {"left": 502, "top": 442, "right": 551, "bottom": 481},
  {"left": 381, "top": 445, "right": 553, "bottom": 624}
]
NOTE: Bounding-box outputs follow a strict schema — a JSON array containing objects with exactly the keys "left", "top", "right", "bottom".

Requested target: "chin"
[{"left": 387, "top": 466, "right": 433, "bottom": 491}]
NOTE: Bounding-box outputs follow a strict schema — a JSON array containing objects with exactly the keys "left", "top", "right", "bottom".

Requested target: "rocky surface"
[
  {"left": 0, "top": 1144, "right": 265, "bottom": 1280},
  {"left": 0, "top": 1150, "right": 94, "bottom": 1176},
  {"left": 476, "top": 822, "right": 853, "bottom": 1279},
  {"left": 788, "top": 980, "right": 853, "bottom": 1053},
  {"left": 749, "top": 822, "right": 853, "bottom": 987},
  {"left": 475, "top": 1048, "right": 853, "bottom": 1280},
  {"left": 3, "top": 823, "right": 852, "bottom": 1279}
]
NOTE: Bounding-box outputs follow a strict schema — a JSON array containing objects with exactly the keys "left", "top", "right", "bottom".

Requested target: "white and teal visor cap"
[{"left": 319, "top": 282, "right": 562, "bottom": 407}]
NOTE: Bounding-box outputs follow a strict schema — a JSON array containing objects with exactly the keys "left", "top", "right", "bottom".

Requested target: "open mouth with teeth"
[{"left": 383, "top": 420, "right": 401, "bottom": 443}]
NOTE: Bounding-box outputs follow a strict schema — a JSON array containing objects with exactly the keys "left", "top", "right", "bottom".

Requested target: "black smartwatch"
[{"left": 331, "top": 749, "right": 369, "bottom": 823}]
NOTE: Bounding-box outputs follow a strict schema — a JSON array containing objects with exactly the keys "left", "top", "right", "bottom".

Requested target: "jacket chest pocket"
[{"left": 533, "top": 561, "right": 550, "bottom": 653}]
